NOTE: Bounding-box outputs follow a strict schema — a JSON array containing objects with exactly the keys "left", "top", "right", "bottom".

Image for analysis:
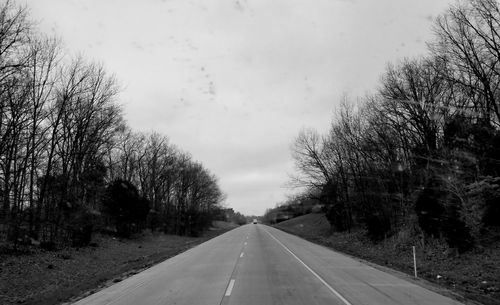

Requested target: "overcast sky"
[{"left": 23, "top": 0, "right": 453, "bottom": 215}]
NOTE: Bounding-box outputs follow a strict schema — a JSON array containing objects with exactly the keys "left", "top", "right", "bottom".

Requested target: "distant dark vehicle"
[{"left": 253, "top": 219, "right": 258, "bottom": 224}]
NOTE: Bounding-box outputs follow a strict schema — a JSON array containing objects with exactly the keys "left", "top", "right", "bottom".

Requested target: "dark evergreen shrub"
[
  {"left": 102, "top": 179, "right": 149, "bottom": 237},
  {"left": 415, "top": 177, "right": 445, "bottom": 237}
]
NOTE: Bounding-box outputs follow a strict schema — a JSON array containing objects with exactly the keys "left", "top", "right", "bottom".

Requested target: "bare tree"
[{"left": 432, "top": 0, "right": 500, "bottom": 125}]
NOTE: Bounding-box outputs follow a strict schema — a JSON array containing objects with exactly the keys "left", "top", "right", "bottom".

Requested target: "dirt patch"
[
  {"left": 275, "top": 213, "right": 500, "bottom": 305},
  {"left": 0, "top": 227, "right": 233, "bottom": 305}
]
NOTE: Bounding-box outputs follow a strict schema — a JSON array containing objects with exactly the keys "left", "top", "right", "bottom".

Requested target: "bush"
[
  {"left": 415, "top": 177, "right": 445, "bottom": 238},
  {"left": 40, "top": 241, "right": 57, "bottom": 251},
  {"left": 415, "top": 175, "right": 475, "bottom": 252},
  {"left": 441, "top": 201, "right": 474, "bottom": 253},
  {"left": 324, "top": 202, "right": 351, "bottom": 232},
  {"left": 481, "top": 178, "right": 500, "bottom": 227},
  {"left": 464, "top": 177, "right": 500, "bottom": 242},
  {"left": 102, "top": 179, "right": 149, "bottom": 237},
  {"left": 185, "top": 208, "right": 212, "bottom": 237},
  {"left": 364, "top": 211, "right": 392, "bottom": 241},
  {"left": 69, "top": 207, "right": 96, "bottom": 247}
]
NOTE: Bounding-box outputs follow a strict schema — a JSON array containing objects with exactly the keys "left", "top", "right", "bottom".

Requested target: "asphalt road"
[{"left": 73, "top": 224, "right": 463, "bottom": 305}]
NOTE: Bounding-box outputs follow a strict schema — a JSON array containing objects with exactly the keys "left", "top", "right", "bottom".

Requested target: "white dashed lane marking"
[{"left": 225, "top": 279, "right": 235, "bottom": 296}]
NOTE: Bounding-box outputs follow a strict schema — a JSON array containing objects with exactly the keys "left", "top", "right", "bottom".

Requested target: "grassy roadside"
[
  {"left": 0, "top": 223, "right": 237, "bottom": 305},
  {"left": 274, "top": 213, "right": 500, "bottom": 305}
]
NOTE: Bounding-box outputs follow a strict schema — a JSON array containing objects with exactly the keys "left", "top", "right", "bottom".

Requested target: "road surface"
[{"left": 73, "top": 224, "right": 463, "bottom": 305}]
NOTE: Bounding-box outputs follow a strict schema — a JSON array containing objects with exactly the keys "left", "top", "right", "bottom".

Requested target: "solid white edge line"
[
  {"left": 225, "top": 279, "right": 235, "bottom": 296},
  {"left": 265, "top": 229, "right": 353, "bottom": 305}
]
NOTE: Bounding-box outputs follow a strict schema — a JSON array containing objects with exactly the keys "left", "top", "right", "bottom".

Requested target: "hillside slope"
[{"left": 275, "top": 213, "right": 330, "bottom": 238}]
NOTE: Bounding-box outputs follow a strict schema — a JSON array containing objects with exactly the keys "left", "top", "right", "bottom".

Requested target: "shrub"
[
  {"left": 481, "top": 178, "right": 500, "bottom": 227},
  {"left": 364, "top": 211, "right": 392, "bottom": 241},
  {"left": 441, "top": 200, "right": 474, "bottom": 253},
  {"left": 102, "top": 179, "right": 149, "bottom": 237},
  {"left": 69, "top": 207, "right": 96, "bottom": 247},
  {"left": 415, "top": 177, "right": 445, "bottom": 238},
  {"left": 415, "top": 175, "right": 474, "bottom": 252},
  {"left": 324, "top": 202, "right": 351, "bottom": 232}
]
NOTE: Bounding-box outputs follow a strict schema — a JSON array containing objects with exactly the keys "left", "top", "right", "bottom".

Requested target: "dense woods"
[
  {"left": 0, "top": 1, "right": 225, "bottom": 249},
  {"left": 282, "top": 0, "right": 500, "bottom": 252}
]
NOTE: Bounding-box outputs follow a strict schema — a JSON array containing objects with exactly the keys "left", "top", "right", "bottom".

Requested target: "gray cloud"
[{"left": 26, "top": 0, "right": 455, "bottom": 215}]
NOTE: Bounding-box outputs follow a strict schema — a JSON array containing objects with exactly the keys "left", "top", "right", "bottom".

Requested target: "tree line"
[
  {"left": 289, "top": 0, "right": 500, "bottom": 252},
  {"left": 0, "top": 1, "right": 225, "bottom": 249}
]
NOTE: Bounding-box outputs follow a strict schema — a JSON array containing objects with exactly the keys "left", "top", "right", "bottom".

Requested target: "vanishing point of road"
[{"left": 73, "top": 224, "right": 463, "bottom": 305}]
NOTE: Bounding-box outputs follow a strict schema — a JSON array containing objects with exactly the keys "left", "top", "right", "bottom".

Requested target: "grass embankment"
[
  {"left": 0, "top": 222, "right": 238, "bottom": 305},
  {"left": 275, "top": 213, "right": 500, "bottom": 305}
]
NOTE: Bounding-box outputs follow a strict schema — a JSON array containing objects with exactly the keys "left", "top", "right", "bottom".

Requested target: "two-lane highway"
[{"left": 73, "top": 224, "right": 463, "bottom": 305}]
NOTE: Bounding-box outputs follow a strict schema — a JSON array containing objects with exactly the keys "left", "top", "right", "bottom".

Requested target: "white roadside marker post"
[{"left": 413, "top": 246, "right": 418, "bottom": 278}]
